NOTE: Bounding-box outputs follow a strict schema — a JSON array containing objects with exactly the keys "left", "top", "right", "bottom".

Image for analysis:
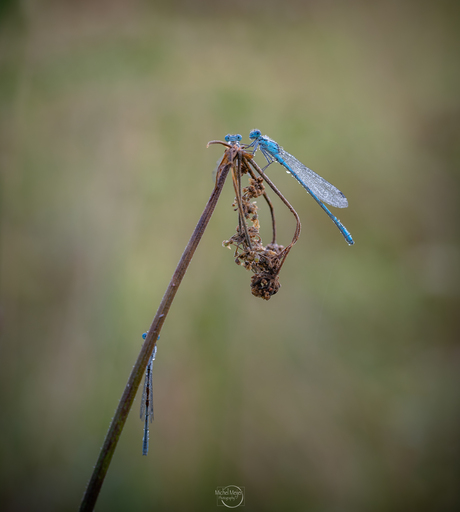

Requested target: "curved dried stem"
[
  {"left": 243, "top": 160, "right": 277, "bottom": 244},
  {"left": 207, "top": 139, "right": 231, "bottom": 148},
  {"left": 232, "top": 153, "right": 252, "bottom": 249},
  {"left": 246, "top": 157, "right": 301, "bottom": 273}
]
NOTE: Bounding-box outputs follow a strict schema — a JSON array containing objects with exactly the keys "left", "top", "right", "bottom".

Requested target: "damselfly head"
[
  {"left": 225, "top": 134, "right": 242, "bottom": 143},
  {"left": 142, "top": 332, "right": 160, "bottom": 341},
  {"left": 249, "top": 129, "right": 262, "bottom": 140}
]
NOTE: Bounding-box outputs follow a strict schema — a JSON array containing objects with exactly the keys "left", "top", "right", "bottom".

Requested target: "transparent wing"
[
  {"left": 279, "top": 148, "right": 348, "bottom": 208},
  {"left": 140, "top": 359, "right": 154, "bottom": 421},
  {"left": 140, "top": 372, "right": 148, "bottom": 419}
]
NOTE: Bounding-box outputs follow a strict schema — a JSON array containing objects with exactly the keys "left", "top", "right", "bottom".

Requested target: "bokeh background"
[{"left": 1, "top": 1, "right": 460, "bottom": 510}]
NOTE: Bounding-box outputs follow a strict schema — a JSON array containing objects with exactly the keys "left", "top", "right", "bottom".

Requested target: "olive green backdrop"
[{"left": 1, "top": 1, "right": 459, "bottom": 511}]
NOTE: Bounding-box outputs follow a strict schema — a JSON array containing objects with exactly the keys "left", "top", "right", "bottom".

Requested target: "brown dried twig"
[{"left": 80, "top": 144, "right": 238, "bottom": 512}]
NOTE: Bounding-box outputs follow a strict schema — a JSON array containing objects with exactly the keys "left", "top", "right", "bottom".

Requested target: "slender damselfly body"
[
  {"left": 140, "top": 333, "right": 159, "bottom": 456},
  {"left": 247, "top": 129, "right": 354, "bottom": 245}
]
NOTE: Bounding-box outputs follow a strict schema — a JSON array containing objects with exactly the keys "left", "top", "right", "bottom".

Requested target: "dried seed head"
[
  {"left": 251, "top": 273, "right": 281, "bottom": 300},
  {"left": 223, "top": 175, "right": 286, "bottom": 299},
  {"left": 221, "top": 151, "right": 299, "bottom": 299}
]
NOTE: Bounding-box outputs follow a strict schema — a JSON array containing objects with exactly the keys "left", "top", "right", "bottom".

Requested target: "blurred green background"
[{"left": 1, "top": 1, "right": 460, "bottom": 511}]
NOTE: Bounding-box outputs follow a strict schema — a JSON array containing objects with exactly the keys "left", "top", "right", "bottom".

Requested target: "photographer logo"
[{"left": 215, "top": 485, "right": 245, "bottom": 508}]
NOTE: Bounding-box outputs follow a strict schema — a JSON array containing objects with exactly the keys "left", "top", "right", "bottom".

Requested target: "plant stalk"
[{"left": 79, "top": 146, "right": 236, "bottom": 511}]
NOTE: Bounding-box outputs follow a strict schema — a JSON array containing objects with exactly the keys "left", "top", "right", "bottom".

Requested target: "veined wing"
[
  {"left": 140, "top": 361, "right": 154, "bottom": 421},
  {"left": 279, "top": 147, "right": 349, "bottom": 208}
]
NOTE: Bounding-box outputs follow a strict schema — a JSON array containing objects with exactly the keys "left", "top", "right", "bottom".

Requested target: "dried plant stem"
[
  {"left": 79, "top": 147, "right": 236, "bottom": 512},
  {"left": 248, "top": 158, "right": 301, "bottom": 272},
  {"left": 244, "top": 163, "right": 277, "bottom": 244},
  {"left": 232, "top": 157, "right": 252, "bottom": 249}
]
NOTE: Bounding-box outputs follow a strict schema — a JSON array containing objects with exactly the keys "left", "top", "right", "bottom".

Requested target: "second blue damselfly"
[
  {"left": 140, "top": 333, "right": 159, "bottom": 456},
  {"left": 247, "top": 129, "right": 354, "bottom": 245}
]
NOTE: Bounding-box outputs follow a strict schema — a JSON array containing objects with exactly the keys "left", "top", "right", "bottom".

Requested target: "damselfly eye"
[
  {"left": 225, "top": 134, "right": 231, "bottom": 142},
  {"left": 236, "top": 134, "right": 242, "bottom": 141}
]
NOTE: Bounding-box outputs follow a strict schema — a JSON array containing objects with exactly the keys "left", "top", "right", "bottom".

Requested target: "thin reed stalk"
[{"left": 80, "top": 145, "right": 237, "bottom": 511}]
